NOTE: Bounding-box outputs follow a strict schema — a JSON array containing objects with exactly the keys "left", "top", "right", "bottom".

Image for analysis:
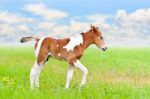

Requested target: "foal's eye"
[{"left": 100, "top": 37, "right": 103, "bottom": 39}]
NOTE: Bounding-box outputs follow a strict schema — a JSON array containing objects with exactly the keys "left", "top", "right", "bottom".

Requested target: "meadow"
[{"left": 0, "top": 46, "right": 150, "bottom": 99}]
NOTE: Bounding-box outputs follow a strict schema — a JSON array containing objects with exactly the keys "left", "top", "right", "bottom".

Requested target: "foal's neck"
[{"left": 82, "top": 32, "right": 93, "bottom": 49}]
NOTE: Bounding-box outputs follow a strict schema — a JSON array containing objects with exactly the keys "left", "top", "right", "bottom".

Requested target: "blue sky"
[
  {"left": 0, "top": 0, "right": 150, "bottom": 16},
  {"left": 0, "top": 0, "right": 150, "bottom": 46}
]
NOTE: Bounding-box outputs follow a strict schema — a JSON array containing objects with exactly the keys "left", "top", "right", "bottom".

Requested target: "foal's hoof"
[
  {"left": 79, "top": 84, "right": 86, "bottom": 90},
  {"left": 65, "top": 88, "right": 70, "bottom": 91},
  {"left": 30, "top": 86, "right": 39, "bottom": 90},
  {"left": 30, "top": 86, "right": 34, "bottom": 90}
]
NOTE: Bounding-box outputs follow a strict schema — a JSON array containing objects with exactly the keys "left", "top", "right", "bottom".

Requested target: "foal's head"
[{"left": 88, "top": 25, "right": 107, "bottom": 51}]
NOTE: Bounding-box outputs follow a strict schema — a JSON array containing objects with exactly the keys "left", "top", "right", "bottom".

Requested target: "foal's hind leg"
[
  {"left": 30, "top": 54, "right": 48, "bottom": 89},
  {"left": 34, "top": 61, "right": 45, "bottom": 88},
  {"left": 30, "top": 62, "right": 44, "bottom": 89}
]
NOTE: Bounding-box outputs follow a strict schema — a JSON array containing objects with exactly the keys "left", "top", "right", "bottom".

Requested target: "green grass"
[{"left": 0, "top": 46, "right": 150, "bottom": 99}]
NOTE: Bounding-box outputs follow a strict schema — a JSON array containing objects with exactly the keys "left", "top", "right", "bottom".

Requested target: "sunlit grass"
[{"left": 0, "top": 46, "right": 150, "bottom": 99}]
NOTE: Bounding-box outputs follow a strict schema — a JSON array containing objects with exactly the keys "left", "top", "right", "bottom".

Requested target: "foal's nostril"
[
  {"left": 102, "top": 48, "right": 105, "bottom": 51},
  {"left": 102, "top": 47, "right": 107, "bottom": 51}
]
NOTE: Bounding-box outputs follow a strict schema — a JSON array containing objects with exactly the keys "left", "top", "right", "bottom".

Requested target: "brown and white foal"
[{"left": 20, "top": 25, "right": 107, "bottom": 89}]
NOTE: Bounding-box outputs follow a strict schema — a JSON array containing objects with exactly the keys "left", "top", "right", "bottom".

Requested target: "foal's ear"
[
  {"left": 90, "top": 24, "right": 94, "bottom": 29},
  {"left": 90, "top": 25, "right": 99, "bottom": 34},
  {"left": 92, "top": 26, "right": 98, "bottom": 32},
  {"left": 93, "top": 26, "right": 100, "bottom": 35}
]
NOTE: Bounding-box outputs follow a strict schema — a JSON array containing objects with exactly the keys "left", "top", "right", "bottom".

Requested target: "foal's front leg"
[
  {"left": 74, "top": 60, "right": 88, "bottom": 88},
  {"left": 65, "top": 65, "right": 74, "bottom": 89}
]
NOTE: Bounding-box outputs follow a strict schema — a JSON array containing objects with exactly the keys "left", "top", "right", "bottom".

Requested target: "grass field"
[{"left": 0, "top": 46, "right": 150, "bottom": 99}]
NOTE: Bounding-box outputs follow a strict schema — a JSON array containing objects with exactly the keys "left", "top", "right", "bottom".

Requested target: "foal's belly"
[{"left": 50, "top": 52, "right": 66, "bottom": 61}]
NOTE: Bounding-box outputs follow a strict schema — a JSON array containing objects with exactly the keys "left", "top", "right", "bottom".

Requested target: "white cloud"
[
  {"left": 115, "top": 8, "right": 150, "bottom": 38},
  {"left": 0, "top": 11, "right": 35, "bottom": 24},
  {"left": 0, "top": 24, "right": 16, "bottom": 35},
  {"left": 86, "top": 14, "right": 111, "bottom": 30},
  {"left": 52, "top": 25, "right": 68, "bottom": 37},
  {"left": 24, "top": 3, "right": 69, "bottom": 21},
  {"left": 16, "top": 25, "right": 31, "bottom": 33},
  {"left": 0, "top": 3, "right": 150, "bottom": 46},
  {"left": 69, "top": 20, "right": 89, "bottom": 33},
  {"left": 0, "top": 11, "right": 35, "bottom": 42},
  {"left": 116, "top": 9, "right": 150, "bottom": 27},
  {"left": 37, "top": 22, "right": 56, "bottom": 32}
]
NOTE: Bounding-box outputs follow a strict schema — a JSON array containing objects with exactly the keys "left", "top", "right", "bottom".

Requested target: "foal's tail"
[{"left": 20, "top": 36, "right": 40, "bottom": 43}]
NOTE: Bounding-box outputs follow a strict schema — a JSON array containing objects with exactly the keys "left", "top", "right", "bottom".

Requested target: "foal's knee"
[{"left": 83, "top": 67, "right": 88, "bottom": 75}]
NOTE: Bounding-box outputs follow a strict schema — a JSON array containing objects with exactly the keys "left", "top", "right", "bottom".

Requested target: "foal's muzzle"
[{"left": 101, "top": 46, "right": 107, "bottom": 51}]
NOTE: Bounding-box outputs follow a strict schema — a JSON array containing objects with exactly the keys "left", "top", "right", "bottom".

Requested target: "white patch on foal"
[
  {"left": 35, "top": 37, "right": 46, "bottom": 57},
  {"left": 57, "top": 53, "right": 61, "bottom": 56},
  {"left": 63, "top": 34, "right": 83, "bottom": 51}
]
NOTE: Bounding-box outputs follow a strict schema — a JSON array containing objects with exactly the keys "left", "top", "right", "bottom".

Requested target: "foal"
[{"left": 20, "top": 25, "right": 107, "bottom": 89}]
